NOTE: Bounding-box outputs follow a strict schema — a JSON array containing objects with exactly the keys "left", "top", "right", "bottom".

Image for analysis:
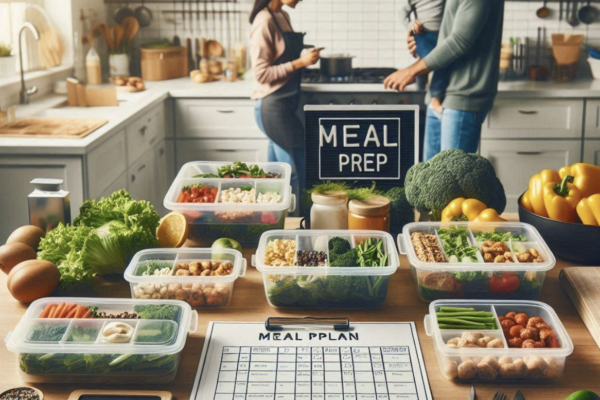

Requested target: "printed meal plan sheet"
[{"left": 190, "top": 322, "right": 432, "bottom": 400}]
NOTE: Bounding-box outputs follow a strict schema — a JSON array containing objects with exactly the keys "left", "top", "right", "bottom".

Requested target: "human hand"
[
  {"left": 408, "top": 34, "right": 418, "bottom": 58},
  {"left": 299, "top": 48, "right": 320, "bottom": 68},
  {"left": 411, "top": 20, "right": 423, "bottom": 35},
  {"left": 383, "top": 68, "right": 416, "bottom": 91}
]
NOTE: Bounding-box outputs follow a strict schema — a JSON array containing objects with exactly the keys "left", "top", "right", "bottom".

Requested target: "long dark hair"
[{"left": 249, "top": 0, "right": 271, "bottom": 24}]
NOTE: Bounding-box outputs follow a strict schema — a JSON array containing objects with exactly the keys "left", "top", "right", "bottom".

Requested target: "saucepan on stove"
[{"left": 320, "top": 53, "right": 355, "bottom": 79}]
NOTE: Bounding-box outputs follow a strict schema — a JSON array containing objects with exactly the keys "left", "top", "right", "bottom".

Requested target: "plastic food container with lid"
[
  {"left": 398, "top": 222, "right": 556, "bottom": 302},
  {"left": 5, "top": 297, "right": 198, "bottom": 384},
  {"left": 252, "top": 230, "right": 399, "bottom": 309},
  {"left": 424, "top": 299, "right": 573, "bottom": 382},
  {"left": 164, "top": 161, "right": 295, "bottom": 246},
  {"left": 124, "top": 248, "right": 246, "bottom": 309}
]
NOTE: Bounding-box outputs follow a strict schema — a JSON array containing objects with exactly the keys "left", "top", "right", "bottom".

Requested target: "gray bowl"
[{"left": 518, "top": 193, "right": 600, "bottom": 265}]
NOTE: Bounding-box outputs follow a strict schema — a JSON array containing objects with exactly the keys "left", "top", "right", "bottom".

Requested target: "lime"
[{"left": 566, "top": 390, "right": 600, "bottom": 400}]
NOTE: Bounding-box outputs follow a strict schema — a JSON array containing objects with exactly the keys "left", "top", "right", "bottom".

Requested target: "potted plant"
[
  {"left": 0, "top": 44, "right": 16, "bottom": 78},
  {"left": 94, "top": 17, "right": 139, "bottom": 77}
]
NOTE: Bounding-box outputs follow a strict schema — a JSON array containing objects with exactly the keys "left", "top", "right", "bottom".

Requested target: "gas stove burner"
[{"left": 302, "top": 68, "right": 396, "bottom": 84}]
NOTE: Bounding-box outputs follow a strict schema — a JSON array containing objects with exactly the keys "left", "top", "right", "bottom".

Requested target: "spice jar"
[
  {"left": 310, "top": 191, "right": 348, "bottom": 229},
  {"left": 348, "top": 196, "right": 391, "bottom": 232}
]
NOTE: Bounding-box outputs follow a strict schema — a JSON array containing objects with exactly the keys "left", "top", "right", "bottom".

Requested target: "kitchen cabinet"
[
  {"left": 153, "top": 140, "right": 169, "bottom": 214},
  {"left": 584, "top": 140, "right": 600, "bottom": 165},
  {"left": 127, "top": 147, "right": 156, "bottom": 204},
  {"left": 96, "top": 173, "right": 128, "bottom": 199},
  {"left": 86, "top": 129, "right": 127, "bottom": 199},
  {"left": 176, "top": 139, "right": 269, "bottom": 169},
  {"left": 585, "top": 100, "right": 600, "bottom": 139},
  {"left": 126, "top": 103, "right": 166, "bottom": 164},
  {"left": 0, "top": 156, "right": 84, "bottom": 242},
  {"left": 482, "top": 99, "right": 584, "bottom": 139},
  {"left": 480, "top": 140, "right": 582, "bottom": 212}
]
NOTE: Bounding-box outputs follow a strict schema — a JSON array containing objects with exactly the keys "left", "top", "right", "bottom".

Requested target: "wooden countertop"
[{"left": 0, "top": 217, "right": 599, "bottom": 399}]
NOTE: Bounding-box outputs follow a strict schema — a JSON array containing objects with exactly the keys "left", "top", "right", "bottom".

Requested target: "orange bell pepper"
[
  {"left": 520, "top": 190, "right": 535, "bottom": 213},
  {"left": 473, "top": 208, "right": 507, "bottom": 222},
  {"left": 543, "top": 175, "right": 582, "bottom": 223},
  {"left": 528, "top": 169, "right": 561, "bottom": 218},
  {"left": 559, "top": 163, "right": 600, "bottom": 198},
  {"left": 576, "top": 194, "right": 600, "bottom": 226},
  {"left": 441, "top": 198, "right": 506, "bottom": 222}
]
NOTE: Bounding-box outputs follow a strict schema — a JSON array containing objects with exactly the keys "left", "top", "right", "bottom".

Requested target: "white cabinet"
[
  {"left": 176, "top": 139, "right": 269, "bottom": 169},
  {"left": 153, "top": 140, "right": 170, "bottom": 215},
  {"left": 86, "top": 130, "right": 127, "bottom": 199},
  {"left": 482, "top": 99, "right": 584, "bottom": 139},
  {"left": 0, "top": 156, "right": 84, "bottom": 242},
  {"left": 96, "top": 173, "right": 128, "bottom": 199},
  {"left": 584, "top": 140, "right": 600, "bottom": 165},
  {"left": 127, "top": 148, "right": 156, "bottom": 203},
  {"left": 126, "top": 103, "right": 166, "bottom": 164},
  {"left": 480, "top": 140, "right": 582, "bottom": 212}
]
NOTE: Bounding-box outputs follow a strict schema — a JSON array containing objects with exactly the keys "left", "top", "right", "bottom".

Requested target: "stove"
[{"left": 301, "top": 68, "right": 397, "bottom": 84}]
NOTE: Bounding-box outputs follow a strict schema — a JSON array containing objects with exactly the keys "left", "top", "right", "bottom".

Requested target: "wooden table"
[{"left": 1, "top": 217, "right": 599, "bottom": 400}]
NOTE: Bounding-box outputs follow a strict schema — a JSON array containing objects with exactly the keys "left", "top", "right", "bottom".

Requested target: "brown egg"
[
  {"left": 7, "top": 259, "right": 59, "bottom": 303},
  {"left": 6, "top": 225, "right": 46, "bottom": 250},
  {"left": 0, "top": 243, "right": 36, "bottom": 274}
]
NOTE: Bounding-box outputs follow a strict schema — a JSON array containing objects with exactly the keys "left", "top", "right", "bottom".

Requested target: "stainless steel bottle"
[{"left": 28, "top": 178, "right": 71, "bottom": 232}]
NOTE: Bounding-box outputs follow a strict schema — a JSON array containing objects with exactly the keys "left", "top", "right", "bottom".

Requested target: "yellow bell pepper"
[
  {"left": 520, "top": 189, "right": 535, "bottom": 213},
  {"left": 528, "top": 169, "right": 561, "bottom": 218},
  {"left": 577, "top": 194, "right": 600, "bottom": 226},
  {"left": 543, "top": 175, "right": 582, "bottom": 223},
  {"left": 559, "top": 163, "right": 600, "bottom": 198},
  {"left": 473, "top": 208, "right": 507, "bottom": 222},
  {"left": 441, "top": 198, "right": 505, "bottom": 222}
]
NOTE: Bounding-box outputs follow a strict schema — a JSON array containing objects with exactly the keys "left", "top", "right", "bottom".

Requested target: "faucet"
[{"left": 18, "top": 22, "right": 40, "bottom": 105}]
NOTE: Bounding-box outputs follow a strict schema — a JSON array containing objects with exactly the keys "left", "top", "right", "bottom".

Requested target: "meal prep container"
[
  {"left": 5, "top": 297, "right": 197, "bottom": 384},
  {"left": 425, "top": 300, "right": 573, "bottom": 382},
  {"left": 124, "top": 248, "right": 247, "bottom": 309},
  {"left": 398, "top": 222, "right": 555, "bottom": 302},
  {"left": 253, "top": 230, "right": 399, "bottom": 309},
  {"left": 164, "top": 162, "right": 295, "bottom": 246}
]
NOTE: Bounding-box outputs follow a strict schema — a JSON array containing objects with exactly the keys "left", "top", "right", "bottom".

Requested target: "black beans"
[
  {"left": 0, "top": 387, "right": 41, "bottom": 400},
  {"left": 296, "top": 250, "right": 328, "bottom": 267}
]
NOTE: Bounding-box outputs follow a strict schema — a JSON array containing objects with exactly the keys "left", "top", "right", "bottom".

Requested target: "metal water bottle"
[{"left": 28, "top": 178, "right": 71, "bottom": 232}]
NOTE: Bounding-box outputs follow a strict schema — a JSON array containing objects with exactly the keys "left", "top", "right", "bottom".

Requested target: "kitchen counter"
[
  {"left": 0, "top": 216, "right": 598, "bottom": 400},
  {"left": 3, "top": 76, "right": 600, "bottom": 155}
]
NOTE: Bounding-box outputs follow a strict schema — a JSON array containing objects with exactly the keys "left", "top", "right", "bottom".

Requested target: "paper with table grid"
[{"left": 190, "top": 322, "right": 432, "bottom": 400}]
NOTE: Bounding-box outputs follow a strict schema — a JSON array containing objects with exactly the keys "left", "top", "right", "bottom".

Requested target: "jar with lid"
[
  {"left": 348, "top": 196, "right": 390, "bottom": 232},
  {"left": 310, "top": 191, "right": 348, "bottom": 229}
]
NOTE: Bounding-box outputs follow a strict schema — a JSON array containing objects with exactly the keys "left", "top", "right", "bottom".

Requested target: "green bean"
[
  {"left": 436, "top": 311, "right": 494, "bottom": 318},
  {"left": 439, "top": 307, "right": 476, "bottom": 312},
  {"left": 436, "top": 318, "right": 487, "bottom": 327}
]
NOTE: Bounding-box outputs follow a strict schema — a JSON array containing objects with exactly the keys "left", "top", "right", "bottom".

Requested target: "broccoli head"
[
  {"left": 328, "top": 237, "right": 352, "bottom": 256},
  {"left": 404, "top": 149, "right": 506, "bottom": 218},
  {"left": 384, "top": 187, "right": 415, "bottom": 237},
  {"left": 329, "top": 248, "right": 359, "bottom": 267},
  {"left": 322, "top": 276, "right": 351, "bottom": 303}
]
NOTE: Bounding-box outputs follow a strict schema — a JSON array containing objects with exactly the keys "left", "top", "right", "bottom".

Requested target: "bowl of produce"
[
  {"left": 5, "top": 297, "right": 197, "bottom": 384},
  {"left": 424, "top": 300, "right": 573, "bottom": 382},
  {"left": 124, "top": 248, "right": 246, "bottom": 309},
  {"left": 164, "top": 161, "right": 295, "bottom": 246},
  {"left": 399, "top": 222, "right": 555, "bottom": 302},
  {"left": 519, "top": 164, "right": 600, "bottom": 264},
  {"left": 253, "top": 230, "right": 399, "bottom": 309}
]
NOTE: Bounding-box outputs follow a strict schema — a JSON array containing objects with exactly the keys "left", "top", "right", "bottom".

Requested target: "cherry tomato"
[{"left": 489, "top": 273, "right": 520, "bottom": 293}]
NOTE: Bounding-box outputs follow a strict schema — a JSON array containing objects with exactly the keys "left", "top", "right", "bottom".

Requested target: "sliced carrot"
[
  {"left": 39, "top": 304, "right": 55, "bottom": 318},
  {"left": 81, "top": 309, "right": 92, "bottom": 319},
  {"left": 66, "top": 307, "right": 78, "bottom": 319},
  {"left": 53, "top": 303, "right": 66, "bottom": 319},
  {"left": 47, "top": 305, "right": 58, "bottom": 319},
  {"left": 61, "top": 303, "right": 77, "bottom": 318},
  {"left": 74, "top": 305, "right": 87, "bottom": 319}
]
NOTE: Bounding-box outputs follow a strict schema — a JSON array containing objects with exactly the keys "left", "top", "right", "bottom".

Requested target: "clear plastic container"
[
  {"left": 424, "top": 300, "right": 573, "bottom": 382},
  {"left": 5, "top": 297, "right": 198, "bottom": 384},
  {"left": 398, "top": 222, "right": 556, "bottom": 302},
  {"left": 164, "top": 162, "right": 295, "bottom": 246},
  {"left": 124, "top": 248, "right": 247, "bottom": 309},
  {"left": 252, "top": 230, "right": 399, "bottom": 309}
]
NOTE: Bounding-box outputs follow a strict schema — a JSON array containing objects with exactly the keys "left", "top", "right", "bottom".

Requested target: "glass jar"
[
  {"left": 348, "top": 196, "right": 391, "bottom": 232},
  {"left": 310, "top": 191, "right": 348, "bottom": 229}
]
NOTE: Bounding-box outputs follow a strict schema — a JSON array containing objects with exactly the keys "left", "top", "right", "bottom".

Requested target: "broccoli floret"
[
  {"left": 322, "top": 276, "right": 351, "bottom": 303},
  {"left": 404, "top": 149, "right": 506, "bottom": 219},
  {"left": 329, "top": 248, "right": 359, "bottom": 267},
  {"left": 328, "top": 237, "right": 352, "bottom": 256},
  {"left": 384, "top": 187, "right": 415, "bottom": 237},
  {"left": 268, "top": 278, "right": 307, "bottom": 306}
]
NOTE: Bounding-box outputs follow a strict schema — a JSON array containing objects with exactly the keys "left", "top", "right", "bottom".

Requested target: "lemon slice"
[{"left": 156, "top": 212, "right": 189, "bottom": 248}]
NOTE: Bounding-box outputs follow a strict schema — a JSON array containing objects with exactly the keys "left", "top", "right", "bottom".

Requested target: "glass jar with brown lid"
[{"left": 348, "top": 195, "right": 391, "bottom": 232}]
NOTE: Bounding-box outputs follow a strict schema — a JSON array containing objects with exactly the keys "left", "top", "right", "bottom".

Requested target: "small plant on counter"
[{"left": 0, "top": 43, "right": 12, "bottom": 57}]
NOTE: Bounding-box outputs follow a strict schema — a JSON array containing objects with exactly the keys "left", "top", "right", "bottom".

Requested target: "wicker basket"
[{"left": 141, "top": 47, "right": 188, "bottom": 81}]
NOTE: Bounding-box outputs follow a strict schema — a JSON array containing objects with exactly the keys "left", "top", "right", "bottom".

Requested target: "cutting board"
[
  {"left": 0, "top": 118, "right": 108, "bottom": 139},
  {"left": 560, "top": 267, "right": 600, "bottom": 348}
]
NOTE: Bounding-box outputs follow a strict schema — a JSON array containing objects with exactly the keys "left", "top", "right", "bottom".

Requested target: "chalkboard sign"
[{"left": 305, "top": 105, "right": 419, "bottom": 191}]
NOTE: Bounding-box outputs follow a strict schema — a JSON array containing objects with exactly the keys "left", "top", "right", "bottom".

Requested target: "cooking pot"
[{"left": 320, "top": 54, "right": 355, "bottom": 78}]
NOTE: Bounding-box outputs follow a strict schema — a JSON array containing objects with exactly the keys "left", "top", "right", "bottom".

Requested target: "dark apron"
[{"left": 259, "top": 9, "right": 305, "bottom": 151}]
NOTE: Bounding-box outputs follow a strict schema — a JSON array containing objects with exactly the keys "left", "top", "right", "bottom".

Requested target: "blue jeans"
[
  {"left": 254, "top": 99, "right": 305, "bottom": 208},
  {"left": 423, "top": 105, "right": 487, "bottom": 161},
  {"left": 414, "top": 31, "right": 448, "bottom": 98}
]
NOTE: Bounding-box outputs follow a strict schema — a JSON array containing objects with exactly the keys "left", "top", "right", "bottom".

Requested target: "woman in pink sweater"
[{"left": 250, "top": 0, "right": 320, "bottom": 204}]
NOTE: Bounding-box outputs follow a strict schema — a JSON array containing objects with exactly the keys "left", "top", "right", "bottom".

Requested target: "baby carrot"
[
  {"left": 39, "top": 304, "right": 54, "bottom": 318},
  {"left": 53, "top": 303, "right": 66, "bottom": 319}
]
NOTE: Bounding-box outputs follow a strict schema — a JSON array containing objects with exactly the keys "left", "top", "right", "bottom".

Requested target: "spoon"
[
  {"left": 537, "top": 0, "right": 550, "bottom": 18},
  {"left": 578, "top": 0, "right": 597, "bottom": 24}
]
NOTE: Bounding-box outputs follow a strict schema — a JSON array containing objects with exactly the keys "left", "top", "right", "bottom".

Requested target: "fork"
[{"left": 492, "top": 392, "right": 507, "bottom": 400}]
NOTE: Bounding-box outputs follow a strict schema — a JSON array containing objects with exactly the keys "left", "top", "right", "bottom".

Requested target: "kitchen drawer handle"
[
  {"left": 139, "top": 126, "right": 147, "bottom": 135},
  {"left": 517, "top": 110, "right": 538, "bottom": 115},
  {"left": 131, "top": 174, "right": 136, "bottom": 183},
  {"left": 159, "top": 148, "right": 165, "bottom": 156},
  {"left": 215, "top": 149, "right": 236, "bottom": 152},
  {"left": 216, "top": 109, "right": 234, "bottom": 114},
  {"left": 516, "top": 151, "right": 542, "bottom": 155}
]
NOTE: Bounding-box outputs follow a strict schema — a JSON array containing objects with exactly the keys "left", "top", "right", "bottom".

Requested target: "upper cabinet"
[{"left": 482, "top": 99, "right": 584, "bottom": 139}]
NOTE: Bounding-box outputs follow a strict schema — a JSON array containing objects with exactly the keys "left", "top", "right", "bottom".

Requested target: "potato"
[
  {"left": 7, "top": 259, "right": 59, "bottom": 303},
  {"left": 0, "top": 243, "right": 36, "bottom": 275},
  {"left": 6, "top": 225, "right": 45, "bottom": 250}
]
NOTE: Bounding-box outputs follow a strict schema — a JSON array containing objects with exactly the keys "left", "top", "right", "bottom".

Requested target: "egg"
[
  {"left": 6, "top": 225, "right": 46, "bottom": 250},
  {"left": 7, "top": 259, "right": 59, "bottom": 303},
  {"left": 0, "top": 243, "right": 36, "bottom": 275}
]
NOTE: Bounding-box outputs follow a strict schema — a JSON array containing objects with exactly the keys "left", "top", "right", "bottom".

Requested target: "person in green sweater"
[{"left": 384, "top": 0, "right": 505, "bottom": 161}]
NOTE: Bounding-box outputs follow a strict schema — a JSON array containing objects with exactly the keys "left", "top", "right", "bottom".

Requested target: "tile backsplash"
[{"left": 107, "top": 0, "right": 600, "bottom": 74}]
